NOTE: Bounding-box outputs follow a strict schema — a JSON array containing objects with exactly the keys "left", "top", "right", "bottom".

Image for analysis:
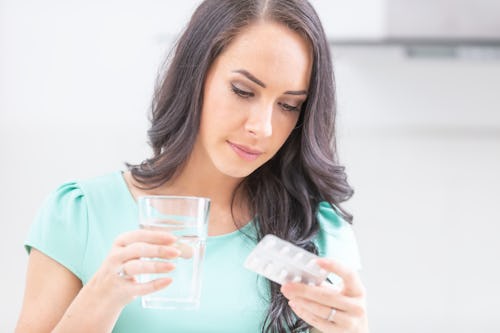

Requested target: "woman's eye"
[
  {"left": 278, "top": 102, "right": 300, "bottom": 112},
  {"left": 231, "top": 84, "right": 254, "bottom": 98}
]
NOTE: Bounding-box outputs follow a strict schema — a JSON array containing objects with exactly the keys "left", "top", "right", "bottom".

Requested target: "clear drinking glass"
[{"left": 137, "top": 195, "right": 210, "bottom": 310}]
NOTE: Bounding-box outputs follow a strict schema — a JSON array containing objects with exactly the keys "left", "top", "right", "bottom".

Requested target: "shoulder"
[
  {"left": 25, "top": 171, "right": 126, "bottom": 280},
  {"left": 39, "top": 171, "right": 123, "bottom": 214},
  {"left": 314, "top": 201, "right": 362, "bottom": 271},
  {"left": 57, "top": 171, "right": 130, "bottom": 213},
  {"left": 29, "top": 170, "right": 127, "bottom": 241},
  {"left": 37, "top": 179, "right": 87, "bottom": 223},
  {"left": 30, "top": 171, "right": 121, "bottom": 230},
  {"left": 76, "top": 171, "right": 125, "bottom": 199}
]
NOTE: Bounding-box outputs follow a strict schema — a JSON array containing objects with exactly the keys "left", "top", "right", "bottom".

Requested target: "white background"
[{"left": 1, "top": 1, "right": 500, "bottom": 332}]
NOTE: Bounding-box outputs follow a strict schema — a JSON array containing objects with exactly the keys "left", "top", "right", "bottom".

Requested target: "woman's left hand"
[{"left": 280, "top": 258, "right": 369, "bottom": 333}]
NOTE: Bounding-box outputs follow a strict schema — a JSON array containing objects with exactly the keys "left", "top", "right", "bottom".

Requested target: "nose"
[{"left": 244, "top": 103, "right": 273, "bottom": 138}]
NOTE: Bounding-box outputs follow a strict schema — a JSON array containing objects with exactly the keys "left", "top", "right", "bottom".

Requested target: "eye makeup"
[
  {"left": 230, "top": 83, "right": 254, "bottom": 98},
  {"left": 277, "top": 101, "right": 301, "bottom": 112},
  {"left": 230, "top": 82, "right": 303, "bottom": 112}
]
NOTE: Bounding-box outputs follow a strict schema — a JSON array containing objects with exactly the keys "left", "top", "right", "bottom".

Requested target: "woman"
[{"left": 16, "top": 0, "right": 369, "bottom": 332}]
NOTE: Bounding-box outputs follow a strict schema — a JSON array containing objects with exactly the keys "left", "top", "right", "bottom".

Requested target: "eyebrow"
[{"left": 232, "top": 69, "right": 308, "bottom": 96}]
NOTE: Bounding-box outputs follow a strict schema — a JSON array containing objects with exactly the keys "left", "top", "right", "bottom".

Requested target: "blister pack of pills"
[{"left": 244, "top": 234, "right": 329, "bottom": 286}]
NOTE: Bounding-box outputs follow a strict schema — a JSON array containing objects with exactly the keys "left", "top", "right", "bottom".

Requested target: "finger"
[
  {"left": 289, "top": 301, "right": 339, "bottom": 333},
  {"left": 281, "top": 283, "right": 356, "bottom": 313},
  {"left": 172, "top": 242, "right": 194, "bottom": 259},
  {"left": 123, "top": 259, "right": 176, "bottom": 276},
  {"left": 317, "top": 258, "right": 365, "bottom": 297},
  {"left": 114, "top": 229, "right": 177, "bottom": 247},
  {"left": 116, "top": 243, "right": 181, "bottom": 262},
  {"left": 289, "top": 297, "right": 356, "bottom": 328},
  {"left": 132, "top": 277, "right": 173, "bottom": 296}
]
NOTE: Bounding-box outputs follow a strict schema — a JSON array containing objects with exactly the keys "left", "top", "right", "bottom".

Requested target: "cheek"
[
  {"left": 202, "top": 100, "right": 240, "bottom": 133},
  {"left": 203, "top": 80, "right": 241, "bottom": 121},
  {"left": 272, "top": 112, "right": 300, "bottom": 143},
  {"left": 200, "top": 95, "right": 243, "bottom": 147}
]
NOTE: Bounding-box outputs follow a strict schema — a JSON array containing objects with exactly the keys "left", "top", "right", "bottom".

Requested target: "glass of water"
[{"left": 137, "top": 195, "right": 210, "bottom": 310}]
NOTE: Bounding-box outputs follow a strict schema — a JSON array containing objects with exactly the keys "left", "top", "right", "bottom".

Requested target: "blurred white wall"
[
  {"left": 1, "top": 1, "right": 499, "bottom": 332},
  {"left": 333, "top": 49, "right": 500, "bottom": 332}
]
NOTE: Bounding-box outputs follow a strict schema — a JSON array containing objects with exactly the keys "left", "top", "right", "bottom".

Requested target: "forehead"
[{"left": 214, "top": 21, "right": 313, "bottom": 90}]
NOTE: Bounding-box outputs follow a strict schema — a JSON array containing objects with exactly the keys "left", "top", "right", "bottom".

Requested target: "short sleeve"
[
  {"left": 25, "top": 181, "right": 89, "bottom": 281},
  {"left": 314, "top": 202, "right": 362, "bottom": 282}
]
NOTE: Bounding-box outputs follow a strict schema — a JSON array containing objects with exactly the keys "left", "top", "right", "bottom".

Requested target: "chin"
[
  {"left": 209, "top": 148, "right": 270, "bottom": 179},
  {"left": 218, "top": 165, "right": 255, "bottom": 179},
  {"left": 211, "top": 157, "right": 263, "bottom": 179}
]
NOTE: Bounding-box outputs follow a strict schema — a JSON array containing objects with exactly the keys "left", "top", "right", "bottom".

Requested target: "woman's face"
[{"left": 194, "top": 21, "right": 313, "bottom": 179}]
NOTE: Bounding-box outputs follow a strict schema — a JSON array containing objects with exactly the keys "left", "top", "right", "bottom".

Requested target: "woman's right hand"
[
  {"left": 85, "top": 228, "right": 181, "bottom": 308},
  {"left": 16, "top": 229, "right": 181, "bottom": 333}
]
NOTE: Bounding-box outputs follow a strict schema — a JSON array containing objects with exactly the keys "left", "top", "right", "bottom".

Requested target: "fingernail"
[
  {"left": 171, "top": 248, "right": 182, "bottom": 256},
  {"left": 164, "top": 233, "right": 177, "bottom": 242},
  {"left": 158, "top": 277, "right": 173, "bottom": 286}
]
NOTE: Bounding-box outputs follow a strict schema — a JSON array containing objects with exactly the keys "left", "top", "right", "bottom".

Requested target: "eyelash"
[
  {"left": 277, "top": 102, "right": 300, "bottom": 112},
  {"left": 230, "top": 84, "right": 301, "bottom": 112},
  {"left": 231, "top": 84, "right": 254, "bottom": 98}
]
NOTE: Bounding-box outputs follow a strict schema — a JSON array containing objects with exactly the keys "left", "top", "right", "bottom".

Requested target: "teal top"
[{"left": 25, "top": 171, "right": 361, "bottom": 333}]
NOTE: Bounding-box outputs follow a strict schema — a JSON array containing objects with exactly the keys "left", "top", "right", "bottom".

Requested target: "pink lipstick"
[{"left": 227, "top": 141, "right": 263, "bottom": 161}]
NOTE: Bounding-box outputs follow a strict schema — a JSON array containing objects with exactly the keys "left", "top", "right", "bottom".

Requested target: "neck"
[
  {"left": 143, "top": 145, "right": 251, "bottom": 230},
  {"left": 163, "top": 164, "right": 242, "bottom": 209}
]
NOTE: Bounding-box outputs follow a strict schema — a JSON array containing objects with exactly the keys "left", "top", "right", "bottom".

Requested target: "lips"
[{"left": 227, "top": 141, "right": 263, "bottom": 161}]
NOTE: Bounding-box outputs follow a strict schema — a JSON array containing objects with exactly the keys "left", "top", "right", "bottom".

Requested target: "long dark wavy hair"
[{"left": 126, "top": 0, "right": 354, "bottom": 331}]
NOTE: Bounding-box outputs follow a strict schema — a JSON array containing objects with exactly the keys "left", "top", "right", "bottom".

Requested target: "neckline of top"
[{"left": 115, "top": 170, "right": 255, "bottom": 240}]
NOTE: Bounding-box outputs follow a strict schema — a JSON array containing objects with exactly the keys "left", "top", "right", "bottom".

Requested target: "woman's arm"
[
  {"left": 16, "top": 229, "right": 181, "bottom": 333},
  {"left": 15, "top": 249, "right": 125, "bottom": 333},
  {"left": 15, "top": 249, "right": 83, "bottom": 332}
]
